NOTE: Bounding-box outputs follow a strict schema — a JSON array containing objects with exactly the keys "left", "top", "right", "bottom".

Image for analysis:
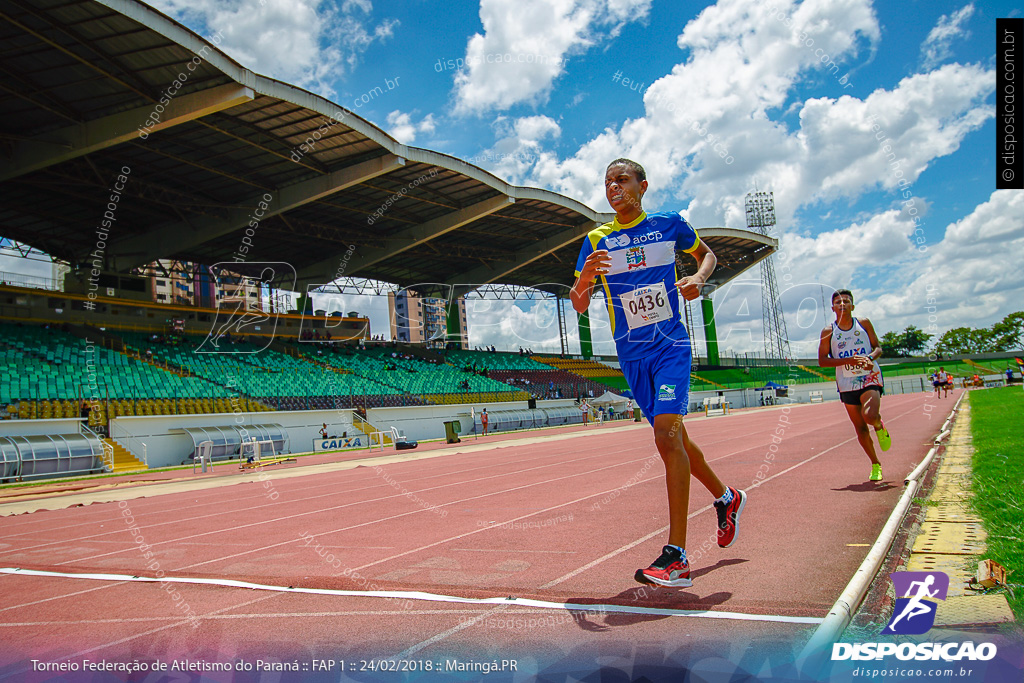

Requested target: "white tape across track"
[{"left": 0, "top": 567, "right": 821, "bottom": 625}]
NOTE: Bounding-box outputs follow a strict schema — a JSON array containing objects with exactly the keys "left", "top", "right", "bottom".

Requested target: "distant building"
[
  {"left": 388, "top": 289, "right": 467, "bottom": 347},
  {"left": 141, "top": 260, "right": 265, "bottom": 311}
]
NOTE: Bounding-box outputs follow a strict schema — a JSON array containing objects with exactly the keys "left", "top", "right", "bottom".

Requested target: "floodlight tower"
[{"left": 745, "top": 191, "right": 791, "bottom": 363}]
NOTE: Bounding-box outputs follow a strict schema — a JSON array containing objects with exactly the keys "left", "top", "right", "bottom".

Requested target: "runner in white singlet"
[{"left": 817, "top": 289, "right": 891, "bottom": 482}]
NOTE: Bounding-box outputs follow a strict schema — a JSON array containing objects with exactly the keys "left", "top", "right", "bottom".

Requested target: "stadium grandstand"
[{"left": 3, "top": 0, "right": 994, "bottom": 482}]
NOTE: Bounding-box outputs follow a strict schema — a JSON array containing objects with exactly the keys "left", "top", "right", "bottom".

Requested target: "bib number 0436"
[
  {"left": 621, "top": 282, "right": 672, "bottom": 329},
  {"left": 629, "top": 291, "right": 664, "bottom": 315}
]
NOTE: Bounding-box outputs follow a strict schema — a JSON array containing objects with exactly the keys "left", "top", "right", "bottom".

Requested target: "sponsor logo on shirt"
[
  {"left": 657, "top": 384, "right": 676, "bottom": 401},
  {"left": 626, "top": 246, "right": 647, "bottom": 270},
  {"left": 605, "top": 234, "right": 631, "bottom": 249},
  {"left": 633, "top": 231, "right": 663, "bottom": 244}
]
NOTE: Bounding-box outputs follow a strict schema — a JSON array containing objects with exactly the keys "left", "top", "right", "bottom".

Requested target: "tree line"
[{"left": 880, "top": 312, "right": 1024, "bottom": 358}]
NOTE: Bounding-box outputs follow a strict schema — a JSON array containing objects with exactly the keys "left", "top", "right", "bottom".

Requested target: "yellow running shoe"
[
  {"left": 870, "top": 463, "right": 883, "bottom": 481},
  {"left": 876, "top": 424, "right": 891, "bottom": 452}
]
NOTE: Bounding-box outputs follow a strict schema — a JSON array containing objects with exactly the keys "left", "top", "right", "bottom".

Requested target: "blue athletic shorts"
[{"left": 620, "top": 342, "right": 692, "bottom": 422}]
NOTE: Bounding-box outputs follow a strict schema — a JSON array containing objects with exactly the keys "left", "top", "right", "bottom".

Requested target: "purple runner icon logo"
[
  {"left": 884, "top": 571, "right": 949, "bottom": 635},
  {"left": 197, "top": 263, "right": 295, "bottom": 354}
]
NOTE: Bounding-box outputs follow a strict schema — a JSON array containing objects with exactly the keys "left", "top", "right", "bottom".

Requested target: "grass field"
[{"left": 968, "top": 386, "right": 1024, "bottom": 620}]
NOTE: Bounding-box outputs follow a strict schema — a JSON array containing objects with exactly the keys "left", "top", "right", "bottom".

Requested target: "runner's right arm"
[
  {"left": 570, "top": 249, "right": 612, "bottom": 314},
  {"left": 818, "top": 327, "right": 848, "bottom": 369}
]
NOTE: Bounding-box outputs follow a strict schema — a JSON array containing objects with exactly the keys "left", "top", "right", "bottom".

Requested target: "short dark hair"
[
  {"left": 831, "top": 289, "right": 854, "bottom": 304},
  {"left": 606, "top": 158, "right": 646, "bottom": 182}
]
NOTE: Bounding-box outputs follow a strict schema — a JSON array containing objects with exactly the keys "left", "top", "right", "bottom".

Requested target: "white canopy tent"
[{"left": 590, "top": 391, "right": 630, "bottom": 405}]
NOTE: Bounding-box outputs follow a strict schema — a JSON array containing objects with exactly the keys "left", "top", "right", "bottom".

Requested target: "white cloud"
[
  {"left": 921, "top": 4, "right": 975, "bottom": 70},
  {"left": 147, "top": 0, "right": 397, "bottom": 97},
  {"left": 708, "top": 205, "right": 923, "bottom": 356},
  {"left": 706, "top": 191, "right": 1024, "bottom": 358},
  {"left": 510, "top": 0, "right": 991, "bottom": 237},
  {"left": 868, "top": 190, "right": 1024, "bottom": 333},
  {"left": 465, "top": 293, "right": 615, "bottom": 355},
  {"left": 385, "top": 111, "right": 437, "bottom": 144},
  {"left": 447, "top": 2, "right": 992, "bottom": 364},
  {"left": 453, "top": 0, "right": 652, "bottom": 114},
  {"left": 475, "top": 115, "right": 561, "bottom": 179}
]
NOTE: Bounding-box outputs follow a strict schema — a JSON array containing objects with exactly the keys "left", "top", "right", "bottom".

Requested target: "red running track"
[{"left": 0, "top": 392, "right": 954, "bottom": 675}]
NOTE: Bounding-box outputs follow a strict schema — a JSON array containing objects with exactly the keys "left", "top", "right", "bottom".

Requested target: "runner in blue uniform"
[
  {"left": 571, "top": 159, "right": 746, "bottom": 588},
  {"left": 818, "top": 289, "right": 891, "bottom": 481}
]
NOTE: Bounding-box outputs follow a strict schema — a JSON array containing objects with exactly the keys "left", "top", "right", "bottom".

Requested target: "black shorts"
[{"left": 840, "top": 385, "right": 884, "bottom": 405}]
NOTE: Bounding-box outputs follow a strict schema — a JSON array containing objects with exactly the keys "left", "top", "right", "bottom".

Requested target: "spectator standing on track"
[
  {"left": 571, "top": 158, "right": 746, "bottom": 588},
  {"left": 480, "top": 408, "right": 489, "bottom": 436},
  {"left": 818, "top": 289, "right": 891, "bottom": 482}
]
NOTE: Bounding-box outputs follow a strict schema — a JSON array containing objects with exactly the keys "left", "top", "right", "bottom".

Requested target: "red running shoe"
[
  {"left": 715, "top": 487, "right": 747, "bottom": 548},
  {"left": 634, "top": 545, "right": 692, "bottom": 587}
]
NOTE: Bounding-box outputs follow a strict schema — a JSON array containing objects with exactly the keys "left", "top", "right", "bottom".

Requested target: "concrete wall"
[
  {"left": 686, "top": 374, "right": 935, "bottom": 412},
  {"left": 0, "top": 418, "right": 84, "bottom": 437},
  {"left": 366, "top": 398, "right": 579, "bottom": 442},
  {"left": 15, "top": 371, "right": 945, "bottom": 470},
  {"left": 108, "top": 409, "right": 357, "bottom": 468}
]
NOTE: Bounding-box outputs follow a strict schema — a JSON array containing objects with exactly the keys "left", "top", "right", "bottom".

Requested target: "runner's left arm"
[
  {"left": 853, "top": 318, "right": 882, "bottom": 370},
  {"left": 675, "top": 240, "right": 716, "bottom": 301}
]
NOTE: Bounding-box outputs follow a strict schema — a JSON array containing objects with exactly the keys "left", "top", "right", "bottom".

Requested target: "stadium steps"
[
  {"left": 103, "top": 439, "right": 147, "bottom": 472},
  {"left": 796, "top": 364, "right": 831, "bottom": 380},
  {"left": 964, "top": 358, "right": 1000, "bottom": 374},
  {"left": 269, "top": 340, "right": 299, "bottom": 357},
  {"left": 122, "top": 346, "right": 196, "bottom": 379},
  {"left": 691, "top": 373, "right": 727, "bottom": 389},
  {"left": 66, "top": 324, "right": 125, "bottom": 352},
  {"left": 303, "top": 356, "right": 354, "bottom": 375},
  {"left": 350, "top": 414, "right": 393, "bottom": 446}
]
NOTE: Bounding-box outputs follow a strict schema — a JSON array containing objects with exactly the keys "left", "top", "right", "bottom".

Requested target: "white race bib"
[
  {"left": 840, "top": 363, "right": 871, "bottom": 378},
  {"left": 621, "top": 282, "right": 673, "bottom": 330}
]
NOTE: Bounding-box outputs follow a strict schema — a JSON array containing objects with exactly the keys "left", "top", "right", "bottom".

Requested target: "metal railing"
[
  {"left": 107, "top": 421, "right": 149, "bottom": 467},
  {"left": 80, "top": 422, "right": 114, "bottom": 471},
  {"left": 0, "top": 271, "right": 62, "bottom": 291},
  {"left": 351, "top": 412, "right": 393, "bottom": 445}
]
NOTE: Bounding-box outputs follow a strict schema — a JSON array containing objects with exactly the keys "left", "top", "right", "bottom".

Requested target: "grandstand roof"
[{"left": 0, "top": 0, "right": 775, "bottom": 297}]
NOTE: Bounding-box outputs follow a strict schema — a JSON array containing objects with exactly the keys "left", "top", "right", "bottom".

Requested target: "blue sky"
[{"left": 4, "top": 0, "right": 1020, "bottom": 358}]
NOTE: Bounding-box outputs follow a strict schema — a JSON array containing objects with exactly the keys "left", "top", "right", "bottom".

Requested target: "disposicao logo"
[
  {"left": 830, "top": 571, "right": 998, "bottom": 662},
  {"left": 885, "top": 571, "right": 948, "bottom": 634},
  {"left": 606, "top": 234, "right": 631, "bottom": 248}
]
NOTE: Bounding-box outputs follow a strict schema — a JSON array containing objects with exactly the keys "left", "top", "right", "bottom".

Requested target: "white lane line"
[
  {"left": 0, "top": 422, "right": 657, "bottom": 519},
  {"left": 542, "top": 435, "right": 852, "bottom": 588},
  {"left": 176, "top": 450, "right": 656, "bottom": 572},
  {"left": 542, "top": 400, "right": 924, "bottom": 590},
  {"left": 0, "top": 432, "right": 605, "bottom": 538},
  {"left": 6, "top": 439, "right": 621, "bottom": 554},
  {"left": 398, "top": 402, "right": 925, "bottom": 655},
  {"left": 0, "top": 568, "right": 822, "bottom": 625},
  {"left": 48, "top": 442, "right": 645, "bottom": 566},
  {"left": 0, "top": 608, "right": 551, "bottom": 627},
  {"left": 0, "top": 590, "right": 279, "bottom": 681},
  {"left": 0, "top": 582, "right": 125, "bottom": 614}
]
